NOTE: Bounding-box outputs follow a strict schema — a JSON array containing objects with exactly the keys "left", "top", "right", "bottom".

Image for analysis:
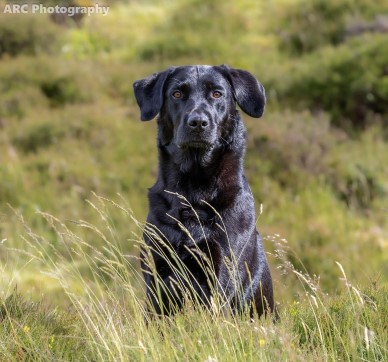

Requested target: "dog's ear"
[
  {"left": 219, "top": 65, "right": 266, "bottom": 118},
  {"left": 133, "top": 68, "right": 173, "bottom": 121}
]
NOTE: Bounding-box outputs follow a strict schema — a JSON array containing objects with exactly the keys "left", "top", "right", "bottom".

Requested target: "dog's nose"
[{"left": 187, "top": 117, "right": 209, "bottom": 130}]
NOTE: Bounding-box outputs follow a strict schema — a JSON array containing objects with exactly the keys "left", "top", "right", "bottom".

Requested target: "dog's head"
[{"left": 133, "top": 65, "right": 265, "bottom": 156}]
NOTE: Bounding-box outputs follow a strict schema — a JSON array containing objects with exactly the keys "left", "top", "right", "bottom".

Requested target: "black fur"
[{"left": 133, "top": 65, "right": 274, "bottom": 316}]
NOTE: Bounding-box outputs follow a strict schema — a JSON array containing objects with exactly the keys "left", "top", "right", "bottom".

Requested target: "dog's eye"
[
  {"left": 172, "top": 90, "right": 182, "bottom": 99},
  {"left": 212, "top": 91, "right": 222, "bottom": 99}
]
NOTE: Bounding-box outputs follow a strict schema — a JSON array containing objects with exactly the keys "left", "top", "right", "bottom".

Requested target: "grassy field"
[{"left": 0, "top": 0, "right": 387, "bottom": 360}]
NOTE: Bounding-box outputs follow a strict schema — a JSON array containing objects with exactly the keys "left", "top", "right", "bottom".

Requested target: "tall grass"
[{"left": 1, "top": 195, "right": 386, "bottom": 361}]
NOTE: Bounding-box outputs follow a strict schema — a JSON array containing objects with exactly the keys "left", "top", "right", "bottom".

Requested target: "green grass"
[
  {"left": 1, "top": 197, "right": 387, "bottom": 361},
  {"left": 0, "top": 0, "right": 387, "bottom": 360},
  {"left": 2, "top": 285, "right": 386, "bottom": 361}
]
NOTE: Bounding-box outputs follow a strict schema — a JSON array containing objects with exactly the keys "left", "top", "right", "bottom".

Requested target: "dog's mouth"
[{"left": 178, "top": 141, "right": 212, "bottom": 150}]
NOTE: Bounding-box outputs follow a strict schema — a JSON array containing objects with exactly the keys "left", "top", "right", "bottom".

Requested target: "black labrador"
[{"left": 133, "top": 65, "right": 274, "bottom": 317}]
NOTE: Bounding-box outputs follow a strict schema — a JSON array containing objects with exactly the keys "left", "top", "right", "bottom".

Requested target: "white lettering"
[
  {"left": 7, "top": 4, "right": 29, "bottom": 14},
  {"left": 3, "top": 4, "right": 13, "bottom": 13},
  {"left": 20, "top": 4, "right": 29, "bottom": 13},
  {"left": 3, "top": 4, "right": 110, "bottom": 16},
  {"left": 13, "top": 4, "right": 21, "bottom": 13},
  {"left": 31, "top": 4, "right": 40, "bottom": 13},
  {"left": 38, "top": 4, "right": 47, "bottom": 14}
]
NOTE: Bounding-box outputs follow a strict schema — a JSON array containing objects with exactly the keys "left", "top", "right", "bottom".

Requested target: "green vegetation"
[
  {"left": 1, "top": 199, "right": 387, "bottom": 361},
  {"left": 0, "top": 13, "right": 61, "bottom": 57},
  {"left": 0, "top": 0, "right": 387, "bottom": 360}
]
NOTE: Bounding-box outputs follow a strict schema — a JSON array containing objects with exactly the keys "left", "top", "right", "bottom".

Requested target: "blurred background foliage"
[{"left": 0, "top": 0, "right": 387, "bottom": 304}]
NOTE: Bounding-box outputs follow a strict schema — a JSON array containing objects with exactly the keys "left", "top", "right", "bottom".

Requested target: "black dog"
[{"left": 133, "top": 65, "right": 274, "bottom": 317}]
